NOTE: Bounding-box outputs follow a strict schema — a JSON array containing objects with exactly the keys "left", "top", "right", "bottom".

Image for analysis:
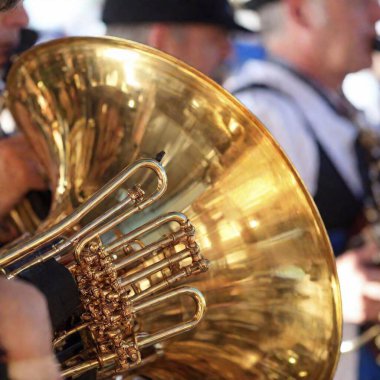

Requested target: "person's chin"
[
  {"left": 349, "top": 50, "right": 372, "bottom": 73},
  {"left": 359, "top": 53, "right": 374, "bottom": 71},
  {"left": 359, "top": 42, "right": 376, "bottom": 69}
]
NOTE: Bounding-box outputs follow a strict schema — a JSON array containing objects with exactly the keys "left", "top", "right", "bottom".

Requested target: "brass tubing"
[
  {"left": 0, "top": 159, "right": 161, "bottom": 268},
  {"left": 61, "top": 353, "right": 115, "bottom": 378},
  {"left": 1, "top": 166, "right": 134, "bottom": 266},
  {"left": 73, "top": 200, "right": 143, "bottom": 262},
  {"left": 135, "top": 287, "right": 206, "bottom": 349},
  {"left": 105, "top": 212, "right": 188, "bottom": 254},
  {"left": 74, "top": 161, "right": 168, "bottom": 262},
  {"left": 53, "top": 323, "right": 89, "bottom": 348},
  {"left": 130, "top": 270, "right": 190, "bottom": 303},
  {"left": 69, "top": 195, "right": 134, "bottom": 245},
  {"left": 4, "top": 159, "right": 167, "bottom": 277},
  {"left": 114, "top": 229, "right": 188, "bottom": 271},
  {"left": 61, "top": 346, "right": 160, "bottom": 378},
  {"left": 61, "top": 288, "right": 205, "bottom": 377},
  {"left": 120, "top": 249, "right": 191, "bottom": 288},
  {"left": 6, "top": 196, "right": 134, "bottom": 279}
]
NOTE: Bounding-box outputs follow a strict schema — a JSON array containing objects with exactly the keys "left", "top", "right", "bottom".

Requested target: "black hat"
[
  {"left": 102, "top": 0, "right": 249, "bottom": 31},
  {"left": 244, "top": 0, "right": 279, "bottom": 10}
]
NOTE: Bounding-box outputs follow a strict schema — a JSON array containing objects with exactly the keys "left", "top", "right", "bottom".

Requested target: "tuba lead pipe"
[{"left": 3, "top": 159, "right": 167, "bottom": 278}]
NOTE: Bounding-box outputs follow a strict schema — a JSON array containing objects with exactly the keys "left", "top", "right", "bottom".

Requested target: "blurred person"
[
  {"left": 0, "top": 0, "right": 28, "bottom": 68},
  {"left": 228, "top": 1, "right": 266, "bottom": 72},
  {"left": 0, "top": 134, "right": 46, "bottom": 229},
  {"left": 0, "top": 3, "right": 69, "bottom": 379},
  {"left": 0, "top": 0, "right": 37, "bottom": 136},
  {"left": 343, "top": 49, "right": 380, "bottom": 128},
  {"left": 225, "top": 0, "right": 380, "bottom": 378},
  {"left": 102, "top": 0, "right": 248, "bottom": 82},
  {"left": 0, "top": 3, "right": 59, "bottom": 378},
  {"left": 0, "top": 1, "right": 46, "bottom": 243}
]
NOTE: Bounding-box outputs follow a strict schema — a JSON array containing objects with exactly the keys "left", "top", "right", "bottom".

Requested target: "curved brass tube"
[
  {"left": 61, "top": 287, "right": 206, "bottom": 378},
  {"left": 2, "top": 158, "right": 167, "bottom": 278}
]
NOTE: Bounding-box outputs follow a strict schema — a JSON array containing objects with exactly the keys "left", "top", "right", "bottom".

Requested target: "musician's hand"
[
  {"left": 0, "top": 277, "right": 61, "bottom": 379},
  {"left": 0, "top": 134, "right": 47, "bottom": 220},
  {"left": 337, "top": 242, "right": 380, "bottom": 324}
]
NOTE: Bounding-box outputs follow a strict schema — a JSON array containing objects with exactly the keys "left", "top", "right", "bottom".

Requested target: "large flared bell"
[{"left": 3, "top": 37, "right": 341, "bottom": 379}]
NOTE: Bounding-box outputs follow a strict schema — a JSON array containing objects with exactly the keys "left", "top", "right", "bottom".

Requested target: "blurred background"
[
  {"left": 23, "top": 0, "right": 262, "bottom": 71},
  {"left": 24, "top": 0, "right": 106, "bottom": 38},
  {"left": 17, "top": 0, "right": 380, "bottom": 128}
]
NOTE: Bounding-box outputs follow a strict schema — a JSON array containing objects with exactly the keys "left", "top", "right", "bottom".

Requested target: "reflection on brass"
[
  {"left": 66, "top": 217, "right": 208, "bottom": 377},
  {"left": 0, "top": 37, "right": 341, "bottom": 379},
  {"left": 2, "top": 159, "right": 168, "bottom": 276},
  {"left": 2, "top": 158, "right": 210, "bottom": 375}
]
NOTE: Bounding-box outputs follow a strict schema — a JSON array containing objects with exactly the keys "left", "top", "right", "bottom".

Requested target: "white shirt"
[
  {"left": 343, "top": 69, "right": 380, "bottom": 128},
  {"left": 225, "top": 59, "right": 364, "bottom": 198}
]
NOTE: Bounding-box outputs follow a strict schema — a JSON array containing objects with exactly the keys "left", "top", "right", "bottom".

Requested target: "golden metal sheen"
[
  {"left": 2, "top": 37, "right": 341, "bottom": 379},
  {"left": 2, "top": 158, "right": 168, "bottom": 276},
  {"left": 1, "top": 156, "right": 210, "bottom": 375}
]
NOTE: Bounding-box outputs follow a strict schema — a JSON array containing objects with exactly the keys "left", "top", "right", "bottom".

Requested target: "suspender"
[
  {"left": 0, "top": 359, "right": 8, "bottom": 380},
  {"left": 233, "top": 82, "right": 364, "bottom": 255}
]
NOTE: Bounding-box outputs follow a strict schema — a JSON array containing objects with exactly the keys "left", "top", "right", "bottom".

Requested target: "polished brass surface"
[
  {"left": 61, "top": 286, "right": 207, "bottom": 378},
  {"left": 2, "top": 158, "right": 168, "bottom": 276},
  {"left": 1, "top": 37, "right": 341, "bottom": 379},
  {"left": 1, "top": 157, "right": 210, "bottom": 374}
]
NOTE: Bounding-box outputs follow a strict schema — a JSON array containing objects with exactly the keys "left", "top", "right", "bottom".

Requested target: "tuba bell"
[{"left": 0, "top": 37, "right": 342, "bottom": 379}]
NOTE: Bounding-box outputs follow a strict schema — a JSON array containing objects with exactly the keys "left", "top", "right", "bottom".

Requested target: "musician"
[
  {"left": 102, "top": 0, "right": 247, "bottom": 82},
  {"left": 0, "top": 135, "right": 46, "bottom": 227},
  {"left": 0, "top": 0, "right": 44, "bottom": 235},
  {"left": 225, "top": 0, "right": 380, "bottom": 378},
  {"left": 0, "top": 136, "right": 81, "bottom": 379},
  {"left": 0, "top": 3, "right": 71, "bottom": 379},
  {"left": 0, "top": 0, "right": 27, "bottom": 68},
  {"left": 0, "top": 0, "right": 46, "bottom": 243}
]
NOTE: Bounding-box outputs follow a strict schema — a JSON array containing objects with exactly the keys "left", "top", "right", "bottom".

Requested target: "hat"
[{"left": 102, "top": 0, "right": 249, "bottom": 32}]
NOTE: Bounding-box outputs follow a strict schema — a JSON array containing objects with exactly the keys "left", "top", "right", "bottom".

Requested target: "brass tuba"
[{"left": 0, "top": 37, "right": 342, "bottom": 379}]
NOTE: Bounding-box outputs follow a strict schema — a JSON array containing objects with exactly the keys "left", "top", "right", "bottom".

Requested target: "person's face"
[
  {"left": 0, "top": 1, "right": 28, "bottom": 66},
  {"left": 312, "top": 0, "right": 380, "bottom": 76},
  {"left": 167, "top": 24, "right": 232, "bottom": 80}
]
